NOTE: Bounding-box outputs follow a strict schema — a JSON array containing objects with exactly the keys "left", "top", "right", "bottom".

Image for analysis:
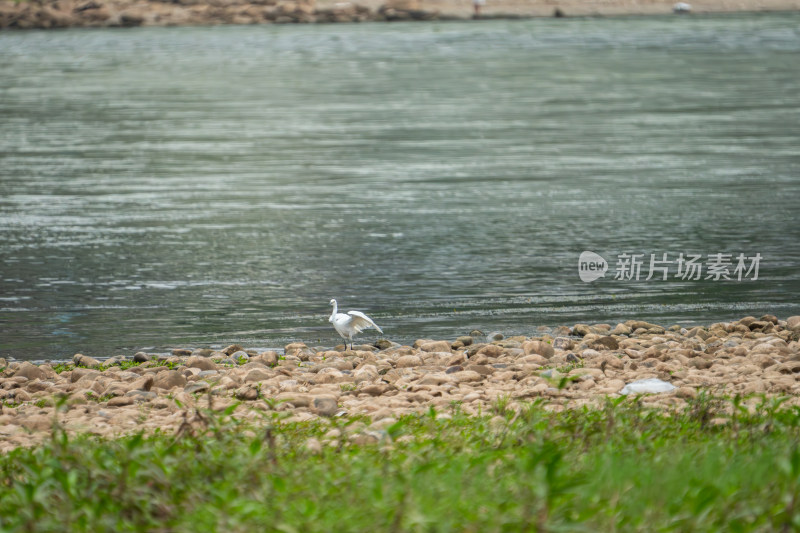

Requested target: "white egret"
[{"left": 329, "top": 299, "right": 383, "bottom": 350}]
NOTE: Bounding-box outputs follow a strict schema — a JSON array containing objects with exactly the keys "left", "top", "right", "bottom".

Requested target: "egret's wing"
[{"left": 347, "top": 311, "right": 383, "bottom": 334}]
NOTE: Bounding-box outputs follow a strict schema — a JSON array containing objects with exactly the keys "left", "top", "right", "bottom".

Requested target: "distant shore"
[
  {"left": 1, "top": 0, "right": 799, "bottom": 30},
  {"left": 1, "top": 314, "right": 798, "bottom": 451}
]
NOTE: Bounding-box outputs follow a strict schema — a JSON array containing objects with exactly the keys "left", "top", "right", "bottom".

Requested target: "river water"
[{"left": 1, "top": 14, "right": 799, "bottom": 360}]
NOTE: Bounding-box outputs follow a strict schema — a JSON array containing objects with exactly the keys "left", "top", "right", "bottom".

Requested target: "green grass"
[
  {"left": 1, "top": 395, "right": 799, "bottom": 532},
  {"left": 51, "top": 359, "right": 180, "bottom": 374}
]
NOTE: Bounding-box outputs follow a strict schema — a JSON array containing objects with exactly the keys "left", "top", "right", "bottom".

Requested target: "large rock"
[
  {"left": 454, "top": 370, "right": 483, "bottom": 383},
  {"left": 522, "top": 340, "right": 554, "bottom": 358},
  {"left": 592, "top": 336, "right": 619, "bottom": 351},
  {"left": 152, "top": 370, "right": 187, "bottom": 390},
  {"left": 108, "top": 396, "right": 135, "bottom": 407},
  {"left": 353, "top": 365, "right": 379, "bottom": 383},
  {"left": 245, "top": 368, "right": 273, "bottom": 383},
  {"left": 611, "top": 323, "right": 632, "bottom": 336},
  {"left": 312, "top": 395, "right": 338, "bottom": 416},
  {"left": 254, "top": 351, "right": 279, "bottom": 366},
  {"left": 14, "top": 362, "right": 46, "bottom": 381},
  {"left": 396, "top": 355, "right": 423, "bottom": 368},
  {"left": 222, "top": 344, "right": 245, "bottom": 356},
  {"left": 477, "top": 344, "right": 503, "bottom": 358},
  {"left": 70, "top": 367, "right": 101, "bottom": 383},
  {"left": 73, "top": 353, "right": 102, "bottom": 368},
  {"left": 572, "top": 324, "right": 593, "bottom": 337},
  {"left": 419, "top": 341, "right": 451, "bottom": 353},
  {"left": 230, "top": 351, "right": 250, "bottom": 363},
  {"left": 456, "top": 336, "right": 474, "bottom": 347},
  {"left": 186, "top": 356, "right": 217, "bottom": 371},
  {"left": 275, "top": 392, "right": 311, "bottom": 407},
  {"left": 360, "top": 383, "right": 393, "bottom": 396},
  {"left": 184, "top": 382, "right": 210, "bottom": 394},
  {"left": 234, "top": 385, "right": 259, "bottom": 401},
  {"left": 626, "top": 320, "right": 662, "bottom": 332}
]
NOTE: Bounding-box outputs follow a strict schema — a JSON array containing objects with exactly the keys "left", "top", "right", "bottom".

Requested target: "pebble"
[
  {"left": 108, "top": 396, "right": 135, "bottom": 407},
  {"left": 231, "top": 351, "right": 250, "bottom": 363},
  {"left": 184, "top": 382, "right": 210, "bottom": 394},
  {"left": 312, "top": 395, "right": 339, "bottom": 417}
]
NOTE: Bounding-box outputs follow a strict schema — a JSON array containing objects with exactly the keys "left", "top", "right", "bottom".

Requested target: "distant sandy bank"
[{"left": 1, "top": 0, "right": 799, "bottom": 30}]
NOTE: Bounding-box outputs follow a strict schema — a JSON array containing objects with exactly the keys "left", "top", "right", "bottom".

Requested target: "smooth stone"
[
  {"left": 522, "top": 340, "right": 554, "bottom": 358},
  {"left": 593, "top": 336, "right": 619, "bottom": 350},
  {"left": 184, "top": 382, "right": 210, "bottom": 394},
  {"left": 186, "top": 356, "right": 216, "bottom": 371},
  {"left": 245, "top": 368, "right": 272, "bottom": 382},
  {"left": 231, "top": 351, "right": 250, "bottom": 363},
  {"left": 312, "top": 395, "right": 339, "bottom": 417},
  {"left": 456, "top": 335, "right": 474, "bottom": 346},
  {"left": 375, "top": 339, "right": 395, "bottom": 350},
  {"left": 108, "top": 396, "right": 135, "bottom": 407},
  {"left": 255, "top": 351, "right": 279, "bottom": 366},
  {"left": 222, "top": 344, "right": 245, "bottom": 356},
  {"left": 73, "top": 354, "right": 102, "bottom": 368},
  {"left": 552, "top": 337, "right": 573, "bottom": 350},
  {"left": 14, "top": 362, "right": 46, "bottom": 381},
  {"left": 396, "top": 355, "right": 423, "bottom": 368},
  {"left": 125, "top": 390, "right": 157, "bottom": 401},
  {"left": 234, "top": 386, "right": 259, "bottom": 401},
  {"left": 419, "top": 341, "right": 451, "bottom": 353},
  {"left": 152, "top": 370, "right": 187, "bottom": 390},
  {"left": 70, "top": 367, "right": 101, "bottom": 383}
]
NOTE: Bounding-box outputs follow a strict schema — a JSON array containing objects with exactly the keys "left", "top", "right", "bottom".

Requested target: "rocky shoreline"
[
  {"left": 1, "top": 314, "right": 799, "bottom": 452},
  {"left": 2, "top": 0, "right": 799, "bottom": 30}
]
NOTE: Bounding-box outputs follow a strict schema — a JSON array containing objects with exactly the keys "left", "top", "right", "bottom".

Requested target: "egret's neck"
[{"left": 329, "top": 301, "right": 338, "bottom": 322}]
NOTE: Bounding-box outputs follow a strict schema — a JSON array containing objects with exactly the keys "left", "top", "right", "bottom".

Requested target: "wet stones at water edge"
[{"left": 1, "top": 315, "right": 800, "bottom": 451}]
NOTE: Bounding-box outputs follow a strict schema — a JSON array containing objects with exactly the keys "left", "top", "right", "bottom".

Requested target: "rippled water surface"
[{"left": 1, "top": 14, "right": 799, "bottom": 360}]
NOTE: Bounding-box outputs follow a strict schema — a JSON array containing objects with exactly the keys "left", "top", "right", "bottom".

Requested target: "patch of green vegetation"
[
  {"left": 84, "top": 391, "right": 115, "bottom": 403},
  {"left": 116, "top": 360, "right": 145, "bottom": 371},
  {"left": 556, "top": 360, "right": 585, "bottom": 374},
  {"left": 151, "top": 360, "right": 181, "bottom": 371},
  {"left": 491, "top": 393, "right": 513, "bottom": 418},
  {"left": 0, "top": 396, "right": 799, "bottom": 531},
  {"left": 51, "top": 360, "right": 147, "bottom": 374},
  {"left": 339, "top": 383, "right": 356, "bottom": 392},
  {"left": 51, "top": 363, "right": 74, "bottom": 374}
]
